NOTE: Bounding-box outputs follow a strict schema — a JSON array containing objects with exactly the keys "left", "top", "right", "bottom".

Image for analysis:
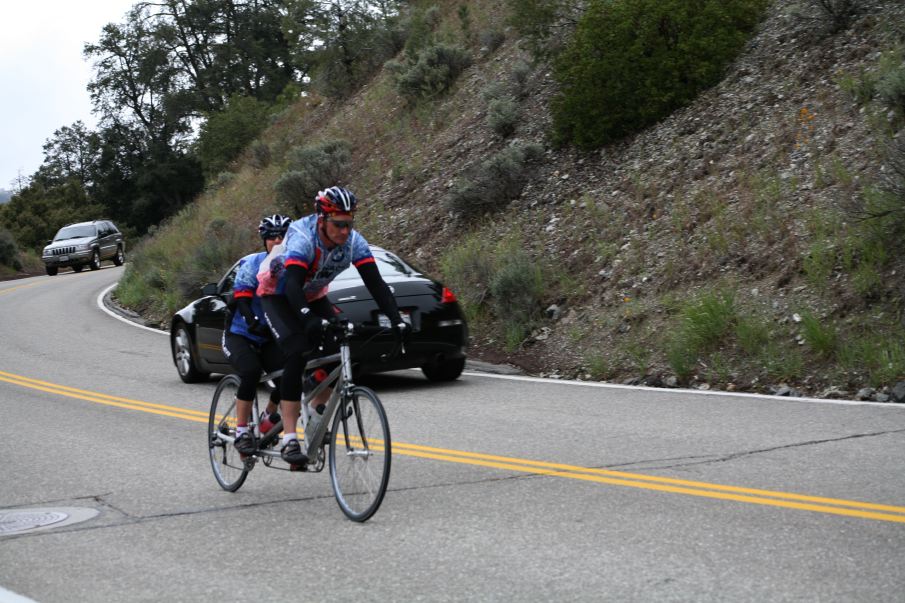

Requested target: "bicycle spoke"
[
  {"left": 208, "top": 375, "right": 250, "bottom": 491},
  {"left": 329, "top": 387, "right": 391, "bottom": 521}
]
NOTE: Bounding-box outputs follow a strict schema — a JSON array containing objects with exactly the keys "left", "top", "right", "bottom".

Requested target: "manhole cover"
[{"left": 0, "top": 507, "right": 99, "bottom": 536}]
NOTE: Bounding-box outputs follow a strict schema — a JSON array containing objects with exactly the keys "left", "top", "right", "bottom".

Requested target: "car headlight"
[{"left": 77, "top": 243, "right": 91, "bottom": 251}]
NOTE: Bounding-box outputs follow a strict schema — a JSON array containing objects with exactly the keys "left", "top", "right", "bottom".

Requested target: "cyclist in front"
[
  {"left": 259, "top": 186, "right": 409, "bottom": 466},
  {"left": 225, "top": 214, "right": 292, "bottom": 455}
]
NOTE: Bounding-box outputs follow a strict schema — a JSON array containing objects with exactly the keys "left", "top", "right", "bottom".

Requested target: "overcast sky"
[{"left": 0, "top": 1, "right": 137, "bottom": 192}]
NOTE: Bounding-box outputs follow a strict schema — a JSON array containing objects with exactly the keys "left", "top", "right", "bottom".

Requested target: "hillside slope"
[{"left": 124, "top": 0, "right": 905, "bottom": 400}]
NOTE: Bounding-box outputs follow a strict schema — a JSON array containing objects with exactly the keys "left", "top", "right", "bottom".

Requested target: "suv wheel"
[
  {"left": 89, "top": 250, "right": 101, "bottom": 271},
  {"left": 421, "top": 357, "right": 466, "bottom": 382},
  {"left": 173, "top": 324, "right": 209, "bottom": 383},
  {"left": 72, "top": 265, "right": 84, "bottom": 273},
  {"left": 45, "top": 266, "right": 58, "bottom": 276},
  {"left": 113, "top": 246, "right": 125, "bottom": 266}
]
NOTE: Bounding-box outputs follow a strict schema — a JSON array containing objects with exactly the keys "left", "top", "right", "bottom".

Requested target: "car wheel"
[
  {"left": 173, "top": 324, "right": 209, "bottom": 383},
  {"left": 113, "top": 246, "right": 125, "bottom": 266},
  {"left": 89, "top": 250, "right": 101, "bottom": 270},
  {"left": 45, "top": 266, "right": 58, "bottom": 276},
  {"left": 421, "top": 357, "right": 466, "bottom": 382},
  {"left": 72, "top": 264, "right": 84, "bottom": 273}
]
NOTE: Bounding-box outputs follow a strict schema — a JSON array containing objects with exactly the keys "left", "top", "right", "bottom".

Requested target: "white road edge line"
[
  {"left": 96, "top": 283, "right": 900, "bottom": 409},
  {"left": 97, "top": 283, "right": 167, "bottom": 336},
  {"left": 0, "top": 586, "right": 38, "bottom": 603},
  {"left": 460, "top": 372, "right": 901, "bottom": 407}
]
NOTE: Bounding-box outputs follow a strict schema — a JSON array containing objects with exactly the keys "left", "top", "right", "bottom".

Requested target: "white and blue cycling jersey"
[
  {"left": 256, "top": 214, "right": 374, "bottom": 300},
  {"left": 230, "top": 251, "right": 268, "bottom": 343}
]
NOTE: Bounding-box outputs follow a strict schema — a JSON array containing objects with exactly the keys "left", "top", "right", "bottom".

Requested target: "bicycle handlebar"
[{"left": 323, "top": 319, "right": 407, "bottom": 360}]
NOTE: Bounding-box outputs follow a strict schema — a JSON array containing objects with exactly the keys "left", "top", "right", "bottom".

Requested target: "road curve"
[{"left": 1, "top": 268, "right": 905, "bottom": 602}]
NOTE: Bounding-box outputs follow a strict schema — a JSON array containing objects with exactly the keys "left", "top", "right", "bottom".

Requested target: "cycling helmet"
[
  {"left": 315, "top": 186, "right": 357, "bottom": 215},
  {"left": 258, "top": 214, "right": 292, "bottom": 240}
]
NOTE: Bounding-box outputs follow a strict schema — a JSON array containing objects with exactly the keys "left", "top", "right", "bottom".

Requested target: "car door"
[
  {"left": 100, "top": 222, "right": 116, "bottom": 259},
  {"left": 193, "top": 263, "right": 237, "bottom": 371}
]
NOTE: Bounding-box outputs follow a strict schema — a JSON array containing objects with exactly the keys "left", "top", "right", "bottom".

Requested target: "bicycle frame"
[
  {"left": 208, "top": 320, "right": 394, "bottom": 520},
  {"left": 240, "top": 323, "right": 367, "bottom": 468}
]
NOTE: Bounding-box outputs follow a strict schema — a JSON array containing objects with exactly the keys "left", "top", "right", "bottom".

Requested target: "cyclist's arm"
[
  {"left": 356, "top": 261, "right": 402, "bottom": 325},
  {"left": 284, "top": 263, "right": 313, "bottom": 316},
  {"left": 233, "top": 294, "right": 259, "bottom": 327}
]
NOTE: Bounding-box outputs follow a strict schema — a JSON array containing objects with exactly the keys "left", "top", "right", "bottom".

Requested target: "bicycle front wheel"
[
  {"left": 208, "top": 374, "right": 250, "bottom": 492},
  {"left": 329, "top": 386, "right": 391, "bottom": 522}
]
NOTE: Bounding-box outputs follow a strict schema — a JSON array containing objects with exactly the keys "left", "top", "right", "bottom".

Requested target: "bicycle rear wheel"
[
  {"left": 329, "top": 386, "right": 391, "bottom": 522},
  {"left": 208, "top": 374, "right": 250, "bottom": 491}
]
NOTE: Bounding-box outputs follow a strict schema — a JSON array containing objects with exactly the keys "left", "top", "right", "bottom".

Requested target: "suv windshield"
[{"left": 54, "top": 224, "right": 96, "bottom": 240}]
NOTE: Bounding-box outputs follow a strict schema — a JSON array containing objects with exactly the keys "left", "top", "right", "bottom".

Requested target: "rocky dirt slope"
[{"left": 348, "top": 1, "right": 905, "bottom": 400}]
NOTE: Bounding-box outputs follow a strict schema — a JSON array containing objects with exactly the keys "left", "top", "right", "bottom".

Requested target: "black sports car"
[{"left": 170, "top": 246, "right": 468, "bottom": 383}]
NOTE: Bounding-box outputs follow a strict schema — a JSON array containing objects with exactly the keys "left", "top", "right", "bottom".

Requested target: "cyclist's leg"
[
  {"left": 224, "top": 332, "right": 264, "bottom": 452},
  {"left": 262, "top": 296, "right": 311, "bottom": 463},
  {"left": 260, "top": 340, "right": 284, "bottom": 415},
  {"left": 306, "top": 296, "right": 337, "bottom": 414}
]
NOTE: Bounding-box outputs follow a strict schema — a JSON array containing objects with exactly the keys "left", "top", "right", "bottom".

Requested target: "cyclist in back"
[
  {"left": 226, "top": 214, "right": 292, "bottom": 455},
  {"left": 259, "top": 186, "right": 409, "bottom": 466}
]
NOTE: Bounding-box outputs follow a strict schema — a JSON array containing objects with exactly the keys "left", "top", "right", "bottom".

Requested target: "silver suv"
[{"left": 42, "top": 220, "right": 125, "bottom": 276}]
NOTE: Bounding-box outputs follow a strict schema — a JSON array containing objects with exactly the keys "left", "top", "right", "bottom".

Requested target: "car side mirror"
[
  {"left": 201, "top": 283, "right": 218, "bottom": 296},
  {"left": 46, "top": 240, "right": 52, "bottom": 246}
]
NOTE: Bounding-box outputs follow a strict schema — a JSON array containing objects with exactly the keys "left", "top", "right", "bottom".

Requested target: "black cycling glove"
[
  {"left": 393, "top": 321, "right": 411, "bottom": 342},
  {"left": 247, "top": 318, "right": 272, "bottom": 339},
  {"left": 300, "top": 307, "right": 324, "bottom": 350}
]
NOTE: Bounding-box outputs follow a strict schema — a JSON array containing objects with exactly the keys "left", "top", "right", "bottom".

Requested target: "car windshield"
[
  {"left": 334, "top": 250, "right": 417, "bottom": 281},
  {"left": 54, "top": 225, "right": 96, "bottom": 240}
]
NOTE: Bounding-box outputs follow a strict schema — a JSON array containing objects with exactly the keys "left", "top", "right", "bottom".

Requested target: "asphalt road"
[{"left": 1, "top": 266, "right": 904, "bottom": 602}]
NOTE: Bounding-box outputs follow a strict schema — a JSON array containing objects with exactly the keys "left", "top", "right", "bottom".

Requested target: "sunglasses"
[
  {"left": 325, "top": 218, "right": 354, "bottom": 230},
  {"left": 264, "top": 233, "right": 284, "bottom": 241}
]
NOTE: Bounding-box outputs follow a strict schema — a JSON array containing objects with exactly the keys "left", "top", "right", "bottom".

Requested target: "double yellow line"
[
  {"left": 0, "top": 370, "right": 210, "bottom": 423},
  {"left": 3, "top": 368, "right": 905, "bottom": 524},
  {"left": 0, "top": 281, "right": 47, "bottom": 297}
]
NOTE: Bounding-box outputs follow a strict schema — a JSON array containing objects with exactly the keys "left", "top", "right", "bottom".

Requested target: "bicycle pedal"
[{"left": 289, "top": 462, "right": 308, "bottom": 472}]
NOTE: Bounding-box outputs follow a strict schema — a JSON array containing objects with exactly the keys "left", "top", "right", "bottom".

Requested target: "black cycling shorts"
[
  {"left": 222, "top": 331, "right": 284, "bottom": 402},
  {"left": 261, "top": 295, "right": 333, "bottom": 357},
  {"left": 261, "top": 295, "right": 335, "bottom": 401}
]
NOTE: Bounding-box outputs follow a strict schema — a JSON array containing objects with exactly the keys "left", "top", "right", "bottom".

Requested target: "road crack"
[{"left": 601, "top": 428, "right": 905, "bottom": 471}]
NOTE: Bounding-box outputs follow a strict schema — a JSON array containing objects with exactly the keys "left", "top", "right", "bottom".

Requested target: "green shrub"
[
  {"left": 487, "top": 97, "right": 520, "bottom": 137},
  {"left": 209, "top": 171, "right": 235, "bottom": 191},
  {"left": 838, "top": 332, "right": 905, "bottom": 387},
  {"left": 440, "top": 234, "right": 494, "bottom": 321},
  {"left": 479, "top": 29, "right": 506, "bottom": 54},
  {"left": 666, "top": 289, "right": 737, "bottom": 379},
  {"left": 403, "top": 5, "right": 442, "bottom": 54},
  {"left": 175, "top": 219, "right": 250, "bottom": 299},
  {"left": 511, "top": 61, "right": 532, "bottom": 98},
  {"left": 446, "top": 142, "right": 543, "bottom": 219},
  {"left": 481, "top": 81, "right": 508, "bottom": 102},
  {"left": 249, "top": 141, "right": 271, "bottom": 170},
  {"left": 506, "top": 0, "right": 577, "bottom": 58},
  {"left": 760, "top": 342, "right": 804, "bottom": 382},
  {"left": 735, "top": 314, "right": 771, "bottom": 355},
  {"left": 802, "top": 238, "right": 837, "bottom": 289},
  {"left": 586, "top": 353, "right": 617, "bottom": 380},
  {"left": 837, "top": 68, "right": 879, "bottom": 105},
  {"left": 848, "top": 180, "right": 900, "bottom": 297},
  {"left": 274, "top": 140, "right": 351, "bottom": 214},
  {"left": 196, "top": 95, "right": 271, "bottom": 177},
  {"left": 876, "top": 59, "right": 905, "bottom": 114},
  {"left": 794, "top": 0, "right": 862, "bottom": 34},
  {"left": 393, "top": 44, "right": 472, "bottom": 103},
  {"left": 490, "top": 250, "right": 545, "bottom": 346},
  {"left": 441, "top": 236, "right": 545, "bottom": 347},
  {"left": 800, "top": 312, "right": 838, "bottom": 358},
  {"left": 551, "top": 0, "right": 768, "bottom": 149},
  {"left": 0, "top": 228, "right": 21, "bottom": 271}
]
